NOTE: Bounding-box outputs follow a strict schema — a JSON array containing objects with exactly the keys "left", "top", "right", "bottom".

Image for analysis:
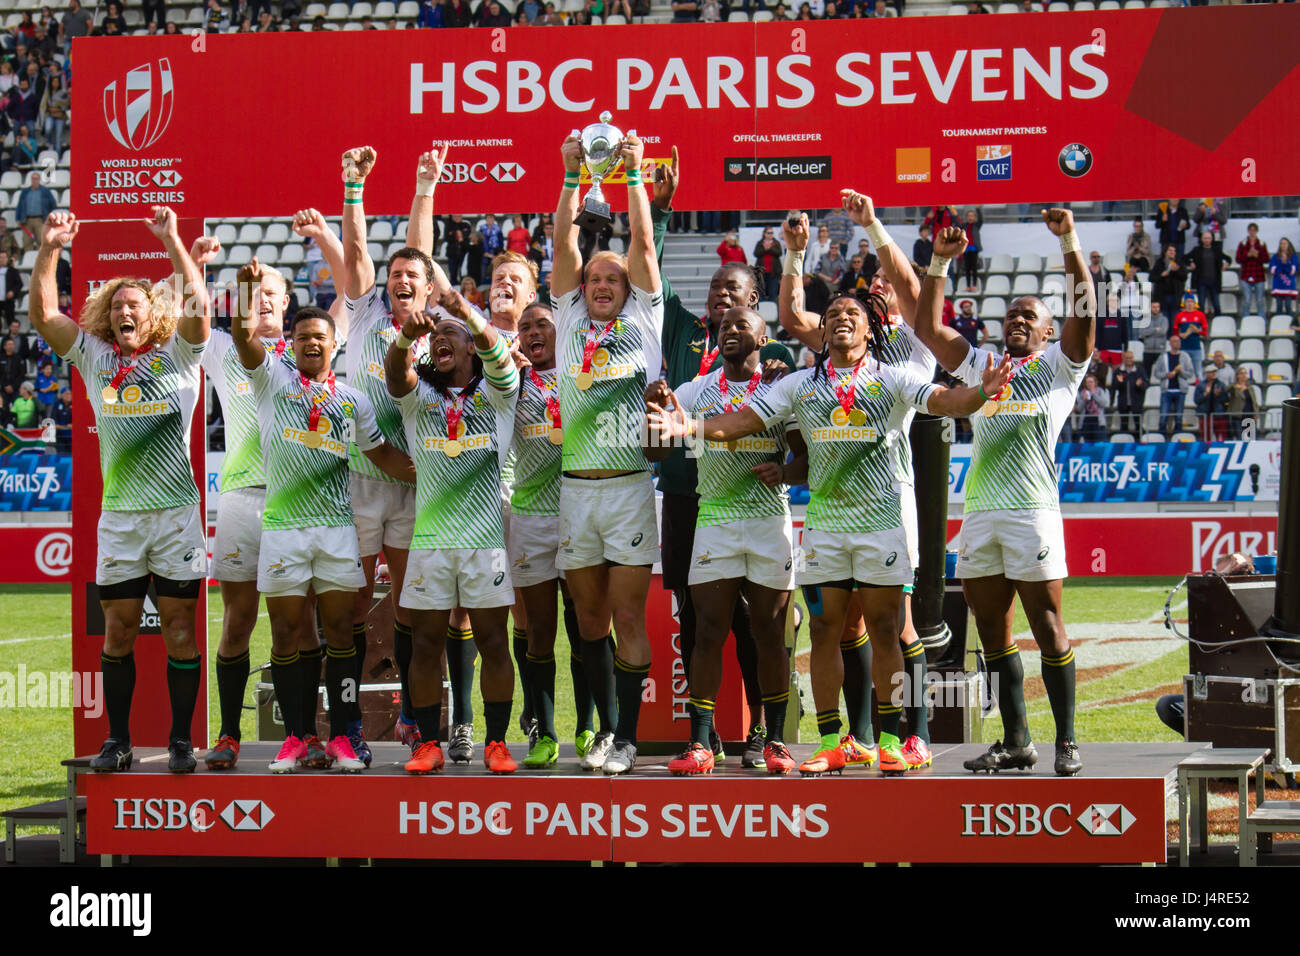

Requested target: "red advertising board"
[
  {"left": 86, "top": 772, "right": 1165, "bottom": 863},
  {"left": 69, "top": 217, "right": 208, "bottom": 755},
  {"left": 71, "top": 6, "right": 1300, "bottom": 217}
]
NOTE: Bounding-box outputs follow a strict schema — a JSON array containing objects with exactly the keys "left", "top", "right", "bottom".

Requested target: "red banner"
[
  {"left": 86, "top": 771, "right": 1165, "bottom": 863},
  {"left": 71, "top": 6, "right": 1300, "bottom": 216},
  {"left": 69, "top": 218, "right": 208, "bottom": 754}
]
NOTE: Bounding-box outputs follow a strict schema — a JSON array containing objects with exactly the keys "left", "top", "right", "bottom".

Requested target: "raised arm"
[
  {"left": 621, "top": 132, "right": 659, "bottom": 295},
  {"left": 231, "top": 259, "right": 270, "bottom": 371},
  {"left": 405, "top": 146, "right": 453, "bottom": 300},
  {"left": 340, "top": 145, "right": 378, "bottom": 300},
  {"left": 385, "top": 308, "right": 434, "bottom": 400},
  {"left": 551, "top": 133, "right": 584, "bottom": 299},
  {"left": 841, "top": 188, "right": 920, "bottom": 323},
  {"left": 910, "top": 227, "right": 973, "bottom": 374},
  {"left": 439, "top": 289, "right": 517, "bottom": 393},
  {"left": 292, "top": 207, "right": 350, "bottom": 341},
  {"left": 29, "top": 212, "right": 80, "bottom": 356},
  {"left": 1048, "top": 208, "right": 1096, "bottom": 364},
  {"left": 778, "top": 213, "right": 825, "bottom": 352},
  {"left": 146, "top": 205, "right": 209, "bottom": 345}
]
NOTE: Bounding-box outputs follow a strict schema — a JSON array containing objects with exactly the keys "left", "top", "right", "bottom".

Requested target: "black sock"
[
  {"left": 215, "top": 651, "right": 249, "bottom": 741},
  {"left": 731, "top": 596, "right": 763, "bottom": 716},
  {"left": 513, "top": 626, "right": 533, "bottom": 723},
  {"left": 393, "top": 621, "right": 413, "bottom": 722},
  {"left": 676, "top": 588, "right": 696, "bottom": 685},
  {"left": 298, "top": 644, "right": 323, "bottom": 738},
  {"left": 166, "top": 655, "right": 201, "bottom": 742},
  {"left": 877, "top": 702, "right": 903, "bottom": 741},
  {"left": 350, "top": 622, "right": 367, "bottom": 723},
  {"left": 412, "top": 702, "right": 442, "bottom": 745},
  {"left": 100, "top": 651, "right": 135, "bottom": 743},
  {"left": 762, "top": 691, "right": 789, "bottom": 744},
  {"left": 581, "top": 634, "right": 617, "bottom": 733},
  {"left": 525, "top": 652, "right": 556, "bottom": 741},
  {"left": 1041, "top": 648, "right": 1077, "bottom": 744},
  {"left": 270, "top": 650, "right": 302, "bottom": 739},
  {"left": 614, "top": 657, "right": 651, "bottom": 743},
  {"left": 324, "top": 644, "right": 357, "bottom": 739},
  {"left": 840, "top": 633, "right": 873, "bottom": 742},
  {"left": 565, "top": 610, "right": 595, "bottom": 734},
  {"left": 688, "top": 696, "right": 715, "bottom": 747},
  {"left": 985, "top": 645, "right": 1029, "bottom": 747},
  {"left": 446, "top": 625, "right": 477, "bottom": 725},
  {"left": 484, "top": 699, "right": 512, "bottom": 744},
  {"left": 815, "top": 708, "right": 842, "bottom": 741},
  {"left": 901, "top": 639, "right": 930, "bottom": 744}
]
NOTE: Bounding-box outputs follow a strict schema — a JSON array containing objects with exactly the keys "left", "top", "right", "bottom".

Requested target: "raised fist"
[{"left": 342, "top": 146, "right": 378, "bottom": 184}]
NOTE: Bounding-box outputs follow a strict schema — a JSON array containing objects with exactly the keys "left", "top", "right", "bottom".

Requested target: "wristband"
[
  {"left": 1059, "top": 230, "right": 1080, "bottom": 254},
  {"left": 927, "top": 255, "right": 951, "bottom": 279},
  {"left": 415, "top": 178, "right": 436, "bottom": 198},
  {"left": 782, "top": 249, "right": 804, "bottom": 277},
  {"left": 978, "top": 383, "right": 991, "bottom": 401},
  {"left": 395, "top": 333, "right": 414, "bottom": 350},
  {"left": 625, "top": 170, "right": 642, "bottom": 187},
  {"left": 563, "top": 173, "right": 580, "bottom": 188},
  {"left": 865, "top": 220, "right": 893, "bottom": 251},
  {"left": 463, "top": 305, "right": 489, "bottom": 337}
]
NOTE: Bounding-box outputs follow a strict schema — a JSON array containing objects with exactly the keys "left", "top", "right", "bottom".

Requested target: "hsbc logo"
[
  {"left": 153, "top": 169, "right": 182, "bottom": 187},
  {"left": 961, "top": 802, "right": 1136, "bottom": 837},
  {"left": 438, "top": 161, "right": 526, "bottom": 184},
  {"left": 219, "top": 799, "right": 275, "bottom": 832},
  {"left": 103, "top": 58, "right": 174, "bottom": 151}
]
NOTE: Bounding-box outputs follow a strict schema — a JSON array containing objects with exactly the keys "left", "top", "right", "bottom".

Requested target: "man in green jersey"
[
  {"left": 913, "top": 213, "right": 1095, "bottom": 777},
  {"left": 650, "top": 306, "right": 808, "bottom": 776},
  {"left": 385, "top": 292, "right": 520, "bottom": 775},
  {"left": 233, "top": 261, "right": 414, "bottom": 773},
  {"left": 650, "top": 271, "right": 1012, "bottom": 777},
  {"left": 30, "top": 208, "right": 211, "bottom": 773}
]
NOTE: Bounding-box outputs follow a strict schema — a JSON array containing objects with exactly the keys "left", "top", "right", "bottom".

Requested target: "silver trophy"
[{"left": 574, "top": 111, "right": 631, "bottom": 234}]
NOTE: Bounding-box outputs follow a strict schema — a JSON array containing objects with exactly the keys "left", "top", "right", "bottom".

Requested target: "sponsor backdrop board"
[
  {"left": 69, "top": 217, "right": 208, "bottom": 756},
  {"left": 0, "top": 452, "right": 71, "bottom": 511},
  {"left": 72, "top": 6, "right": 1300, "bottom": 215},
  {"left": 86, "top": 772, "right": 1165, "bottom": 863}
]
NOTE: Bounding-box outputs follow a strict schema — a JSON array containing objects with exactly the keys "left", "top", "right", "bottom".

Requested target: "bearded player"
[
  {"left": 652, "top": 274, "right": 1012, "bottom": 777},
  {"left": 385, "top": 291, "right": 520, "bottom": 775},
  {"left": 232, "top": 259, "right": 413, "bottom": 772},
  {"left": 31, "top": 208, "right": 210, "bottom": 773},
  {"left": 552, "top": 128, "right": 663, "bottom": 775},
  {"left": 913, "top": 214, "right": 1094, "bottom": 776},
  {"left": 649, "top": 306, "right": 806, "bottom": 776}
]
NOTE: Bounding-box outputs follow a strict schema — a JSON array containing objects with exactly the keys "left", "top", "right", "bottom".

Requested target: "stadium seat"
[
  {"left": 1219, "top": 293, "right": 1238, "bottom": 315},
  {"left": 996, "top": 2, "right": 1017, "bottom": 12},
  {"left": 1016, "top": 253, "right": 1043, "bottom": 274},
  {"left": 1098, "top": 0, "right": 1120, "bottom": 8},
  {"left": 1209, "top": 316, "right": 1237, "bottom": 339},
  {"left": 397, "top": 1, "right": 419, "bottom": 15},
  {"left": 1046, "top": 297, "right": 1064, "bottom": 318},
  {"left": 227, "top": 245, "right": 253, "bottom": 266},
  {"left": 983, "top": 319, "right": 1002, "bottom": 341},
  {"left": 1269, "top": 314, "right": 1294, "bottom": 336},
  {"left": 1129, "top": 340, "right": 1144, "bottom": 362},
  {"left": 1040, "top": 274, "right": 1068, "bottom": 297},
  {"left": 1221, "top": 271, "right": 1240, "bottom": 291},
  {"left": 305, "top": 3, "right": 328, "bottom": 15},
  {"left": 217, "top": 268, "right": 239, "bottom": 287},
  {"left": 1237, "top": 339, "right": 1266, "bottom": 362},
  {"left": 279, "top": 245, "right": 304, "bottom": 266},
  {"left": 1143, "top": 387, "right": 1161, "bottom": 410},
  {"left": 757, "top": 301, "right": 778, "bottom": 324},
  {"left": 1266, "top": 384, "right": 1292, "bottom": 407},
  {"left": 1267, "top": 362, "right": 1294, "bottom": 384},
  {"left": 185, "top": 7, "right": 205, "bottom": 23},
  {"left": 1172, "top": 432, "right": 1197, "bottom": 443},
  {"left": 254, "top": 244, "right": 278, "bottom": 264},
  {"left": 987, "top": 254, "right": 1014, "bottom": 275},
  {"left": 370, "top": 220, "right": 395, "bottom": 242},
  {"left": 1208, "top": 339, "right": 1235, "bottom": 361},
  {"left": 352, "top": 2, "right": 375, "bottom": 17},
  {"left": 1141, "top": 432, "right": 1166, "bottom": 443},
  {"left": 1045, "top": 252, "right": 1065, "bottom": 272},
  {"left": 374, "top": 1, "right": 397, "bottom": 16},
  {"left": 1012, "top": 274, "right": 1039, "bottom": 297},
  {"left": 752, "top": 9, "right": 773, "bottom": 19},
  {"left": 1268, "top": 338, "right": 1295, "bottom": 362},
  {"left": 983, "top": 275, "right": 1011, "bottom": 297},
  {"left": 343, "top": 22, "right": 362, "bottom": 30},
  {"left": 367, "top": 242, "right": 385, "bottom": 262},
  {"left": 726, "top": 10, "right": 747, "bottom": 20},
  {"left": 1048, "top": 1, "right": 1069, "bottom": 10},
  {"left": 1102, "top": 251, "right": 1125, "bottom": 273},
  {"left": 264, "top": 223, "right": 290, "bottom": 244},
  {"left": 386, "top": 241, "right": 408, "bottom": 258},
  {"left": 326, "top": 3, "right": 349, "bottom": 19},
  {"left": 1239, "top": 362, "right": 1264, "bottom": 383},
  {"left": 1073, "top": 0, "right": 1095, "bottom": 8},
  {"left": 0, "top": 171, "right": 21, "bottom": 190},
  {"left": 1111, "top": 432, "right": 1135, "bottom": 443},
  {"left": 237, "top": 224, "right": 263, "bottom": 244}
]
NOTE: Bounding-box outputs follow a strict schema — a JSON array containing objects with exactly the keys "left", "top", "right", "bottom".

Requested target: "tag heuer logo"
[
  {"left": 103, "top": 58, "right": 175, "bottom": 151},
  {"left": 490, "top": 162, "right": 525, "bottom": 183},
  {"left": 1077, "top": 803, "right": 1135, "bottom": 836},
  {"left": 728, "top": 163, "right": 743, "bottom": 175},
  {"left": 220, "top": 799, "right": 275, "bottom": 832}
]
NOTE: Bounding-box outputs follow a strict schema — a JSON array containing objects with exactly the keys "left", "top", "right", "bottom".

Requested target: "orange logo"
[{"left": 895, "top": 148, "right": 931, "bottom": 184}]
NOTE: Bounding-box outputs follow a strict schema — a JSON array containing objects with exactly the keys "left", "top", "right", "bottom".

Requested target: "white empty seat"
[
  {"left": 374, "top": 1, "right": 397, "bottom": 16},
  {"left": 1267, "top": 362, "right": 1294, "bottom": 384},
  {"left": 983, "top": 275, "right": 1011, "bottom": 297},
  {"left": 987, "top": 254, "right": 1014, "bottom": 275},
  {"left": 1098, "top": 0, "right": 1120, "bottom": 8},
  {"left": 980, "top": 297, "right": 1007, "bottom": 319},
  {"left": 1141, "top": 432, "right": 1166, "bottom": 443},
  {"left": 757, "top": 301, "right": 778, "bottom": 324},
  {"left": 278, "top": 244, "right": 305, "bottom": 266},
  {"left": 1172, "top": 432, "right": 1196, "bottom": 443},
  {"left": 1123, "top": 0, "right": 1146, "bottom": 7},
  {"left": 983, "top": 319, "right": 1002, "bottom": 341},
  {"left": 1111, "top": 432, "right": 1135, "bottom": 443},
  {"left": 217, "top": 268, "right": 239, "bottom": 287},
  {"left": 1209, "top": 316, "right": 1237, "bottom": 339},
  {"left": 343, "top": 22, "right": 362, "bottom": 29},
  {"left": 369, "top": 220, "right": 394, "bottom": 242},
  {"left": 605, "top": 13, "right": 628, "bottom": 22},
  {"left": 396, "top": 0, "right": 419, "bottom": 14},
  {"left": 1048, "top": 1, "right": 1069, "bottom": 10},
  {"left": 1102, "top": 251, "right": 1125, "bottom": 272},
  {"left": 1208, "top": 339, "right": 1235, "bottom": 361},
  {"left": 1129, "top": 340, "right": 1144, "bottom": 362},
  {"left": 1012, "top": 274, "right": 1039, "bottom": 297},
  {"left": 1221, "top": 271, "right": 1240, "bottom": 291},
  {"left": 254, "top": 244, "right": 278, "bottom": 263},
  {"left": 726, "top": 11, "right": 747, "bottom": 20},
  {"left": 185, "top": 7, "right": 204, "bottom": 22},
  {"left": 326, "top": 3, "right": 350, "bottom": 19},
  {"left": 996, "top": 2, "right": 1017, "bottom": 11},
  {"left": 264, "top": 223, "right": 290, "bottom": 244},
  {"left": 1266, "top": 384, "right": 1292, "bottom": 406},
  {"left": 1267, "top": 338, "right": 1295, "bottom": 362},
  {"left": 1040, "top": 275, "right": 1068, "bottom": 297},
  {"left": 1269, "top": 315, "right": 1294, "bottom": 336},
  {"left": 226, "top": 245, "right": 253, "bottom": 266},
  {"left": 0, "top": 171, "right": 21, "bottom": 190},
  {"left": 1237, "top": 315, "right": 1266, "bottom": 338},
  {"left": 352, "top": 2, "right": 374, "bottom": 16},
  {"left": 367, "top": 242, "right": 385, "bottom": 262},
  {"left": 237, "top": 223, "right": 263, "bottom": 244},
  {"left": 305, "top": 3, "right": 328, "bottom": 14},
  {"left": 386, "top": 241, "right": 408, "bottom": 258},
  {"left": 1015, "top": 254, "right": 1043, "bottom": 274},
  {"left": 214, "top": 223, "right": 238, "bottom": 245},
  {"left": 1044, "top": 252, "right": 1065, "bottom": 272},
  {"left": 752, "top": 9, "right": 773, "bottom": 19},
  {"left": 1219, "top": 293, "right": 1238, "bottom": 315},
  {"left": 1238, "top": 339, "right": 1266, "bottom": 362}
]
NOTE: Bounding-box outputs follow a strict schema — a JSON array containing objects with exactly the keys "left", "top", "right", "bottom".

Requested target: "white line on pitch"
[{"left": 0, "top": 633, "right": 69, "bottom": 646}]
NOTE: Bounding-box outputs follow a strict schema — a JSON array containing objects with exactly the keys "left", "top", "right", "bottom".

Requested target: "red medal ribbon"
[
  {"left": 580, "top": 316, "right": 620, "bottom": 374},
  {"left": 267, "top": 339, "right": 287, "bottom": 357},
  {"left": 108, "top": 342, "right": 151, "bottom": 391},
  {"left": 527, "top": 366, "right": 562, "bottom": 428},
  {"left": 717, "top": 367, "right": 761, "bottom": 411},
  {"left": 993, "top": 353, "right": 1035, "bottom": 399},
  {"left": 445, "top": 388, "right": 469, "bottom": 440},
  {"left": 300, "top": 369, "right": 336, "bottom": 433},
  {"left": 827, "top": 357, "right": 863, "bottom": 417},
  {"left": 697, "top": 343, "right": 720, "bottom": 378}
]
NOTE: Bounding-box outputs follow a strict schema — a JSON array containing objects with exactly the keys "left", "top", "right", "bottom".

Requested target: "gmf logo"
[{"left": 104, "top": 58, "right": 174, "bottom": 151}]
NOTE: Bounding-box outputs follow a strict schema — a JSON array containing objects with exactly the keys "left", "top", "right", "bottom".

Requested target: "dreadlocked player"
[{"left": 652, "top": 273, "right": 1012, "bottom": 777}]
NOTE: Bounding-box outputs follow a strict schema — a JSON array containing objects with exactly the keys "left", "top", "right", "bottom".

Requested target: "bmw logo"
[{"left": 1058, "top": 143, "right": 1092, "bottom": 178}]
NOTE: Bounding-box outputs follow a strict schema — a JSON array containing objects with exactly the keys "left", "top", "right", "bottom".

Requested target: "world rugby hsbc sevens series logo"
[{"left": 103, "top": 58, "right": 174, "bottom": 151}]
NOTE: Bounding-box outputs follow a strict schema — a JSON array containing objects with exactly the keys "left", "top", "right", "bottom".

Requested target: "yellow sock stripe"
[
  {"left": 512, "top": 627, "right": 527, "bottom": 641},
  {"left": 877, "top": 703, "right": 903, "bottom": 716},
  {"left": 352, "top": 623, "right": 367, "bottom": 637},
  {"left": 524, "top": 652, "right": 555, "bottom": 664},
  {"left": 984, "top": 645, "right": 1020, "bottom": 662},
  {"left": 393, "top": 621, "right": 412, "bottom": 636},
  {"left": 298, "top": 645, "right": 322, "bottom": 659},
  {"left": 614, "top": 657, "right": 651, "bottom": 675},
  {"left": 325, "top": 645, "right": 356, "bottom": 659},
  {"left": 447, "top": 626, "right": 474, "bottom": 640},
  {"left": 689, "top": 697, "right": 716, "bottom": 711},
  {"left": 840, "top": 633, "right": 869, "bottom": 651},
  {"left": 270, "top": 651, "right": 300, "bottom": 665},
  {"left": 762, "top": 691, "right": 790, "bottom": 705},
  {"left": 1042, "top": 650, "right": 1075, "bottom": 667},
  {"left": 902, "top": 641, "right": 925, "bottom": 659}
]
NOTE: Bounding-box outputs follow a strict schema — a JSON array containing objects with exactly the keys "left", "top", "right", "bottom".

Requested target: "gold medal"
[
  {"left": 575, "top": 370, "right": 594, "bottom": 391},
  {"left": 444, "top": 438, "right": 463, "bottom": 458},
  {"left": 101, "top": 385, "right": 119, "bottom": 404},
  {"left": 316, "top": 419, "right": 330, "bottom": 434},
  {"left": 592, "top": 347, "right": 610, "bottom": 367},
  {"left": 848, "top": 408, "right": 867, "bottom": 426},
  {"left": 981, "top": 400, "right": 999, "bottom": 418},
  {"left": 303, "top": 430, "right": 323, "bottom": 448},
  {"left": 548, "top": 426, "right": 564, "bottom": 445},
  {"left": 831, "top": 407, "right": 850, "bottom": 426},
  {"left": 454, "top": 420, "right": 466, "bottom": 439}
]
